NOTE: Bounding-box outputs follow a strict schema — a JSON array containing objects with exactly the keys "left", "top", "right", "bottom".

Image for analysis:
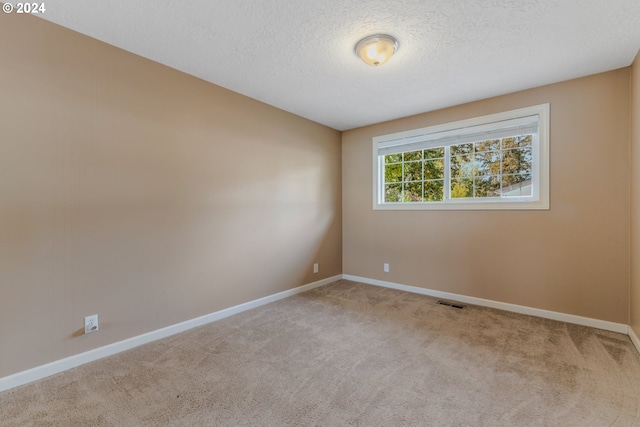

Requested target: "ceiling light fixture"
[{"left": 355, "top": 34, "right": 399, "bottom": 67}]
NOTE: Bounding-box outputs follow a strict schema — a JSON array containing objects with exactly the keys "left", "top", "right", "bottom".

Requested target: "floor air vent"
[{"left": 436, "top": 300, "right": 466, "bottom": 309}]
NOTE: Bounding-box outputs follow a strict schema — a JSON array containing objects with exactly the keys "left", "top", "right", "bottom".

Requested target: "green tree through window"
[{"left": 383, "top": 135, "right": 533, "bottom": 203}]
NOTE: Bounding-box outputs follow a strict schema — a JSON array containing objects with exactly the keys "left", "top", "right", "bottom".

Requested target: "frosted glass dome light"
[{"left": 355, "top": 34, "right": 399, "bottom": 66}]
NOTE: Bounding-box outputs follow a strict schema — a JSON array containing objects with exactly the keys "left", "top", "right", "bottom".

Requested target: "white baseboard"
[
  {"left": 2, "top": 273, "right": 634, "bottom": 393},
  {"left": 0, "top": 275, "right": 341, "bottom": 393},
  {"left": 343, "top": 274, "right": 629, "bottom": 335},
  {"left": 630, "top": 327, "right": 640, "bottom": 354}
]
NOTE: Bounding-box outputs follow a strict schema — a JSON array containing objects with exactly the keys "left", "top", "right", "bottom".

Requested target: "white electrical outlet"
[
  {"left": 384, "top": 263, "right": 389, "bottom": 273},
  {"left": 313, "top": 263, "right": 318, "bottom": 273},
  {"left": 84, "top": 314, "right": 98, "bottom": 334}
]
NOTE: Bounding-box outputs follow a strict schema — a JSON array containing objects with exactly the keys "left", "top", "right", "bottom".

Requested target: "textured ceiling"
[{"left": 37, "top": 0, "right": 640, "bottom": 131}]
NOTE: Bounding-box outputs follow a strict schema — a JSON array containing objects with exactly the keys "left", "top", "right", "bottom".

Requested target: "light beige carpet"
[{"left": 2, "top": 280, "right": 640, "bottom": 426}]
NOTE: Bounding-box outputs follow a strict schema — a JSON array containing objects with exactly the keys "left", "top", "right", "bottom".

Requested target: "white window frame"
[{"left": 372, "top": 104, "right": 550, "bottom": 210}]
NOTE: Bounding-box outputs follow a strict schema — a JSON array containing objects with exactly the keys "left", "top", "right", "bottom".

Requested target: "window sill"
[{"left": 373, "top": 198, "right": 549, "bottom": 211}]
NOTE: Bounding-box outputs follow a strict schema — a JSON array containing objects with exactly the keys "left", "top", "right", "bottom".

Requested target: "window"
[{"left": 373, "top": 104, "right": 549, "bottom": 210}]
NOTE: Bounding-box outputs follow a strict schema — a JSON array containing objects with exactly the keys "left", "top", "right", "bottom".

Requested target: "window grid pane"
[
  {"left": 447, "top": 134, "right": 534, "bottom": 200},
  {"left": 382, "top": 133, "right": 535, "bottom": 203}
]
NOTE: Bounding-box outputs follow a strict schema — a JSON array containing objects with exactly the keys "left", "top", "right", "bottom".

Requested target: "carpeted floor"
[{"left": 2, "top": 279, "right": 640, "bottom": 426}]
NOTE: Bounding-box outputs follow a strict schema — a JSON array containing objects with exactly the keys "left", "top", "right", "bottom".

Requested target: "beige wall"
[
  {"left": 0, "top": 14, "right": 342, "bottom": 377},
  {"left": 343, "top": 70, "right": 630, "bottom": 324},
  {"left": 631, "top": 51, "right": 640, "bottom": 336}
]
